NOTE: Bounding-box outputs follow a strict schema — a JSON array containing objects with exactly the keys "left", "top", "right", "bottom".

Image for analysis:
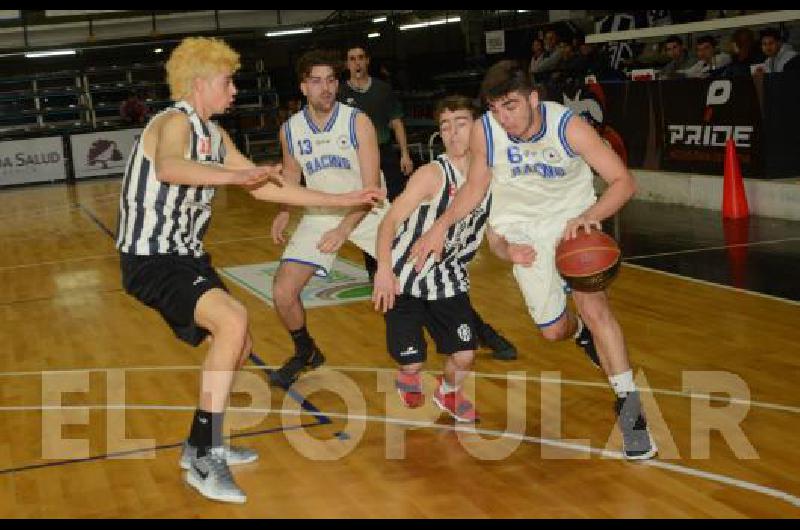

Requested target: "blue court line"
[
  {"left": 76, "top": 202, "right": 115, "bottom": 239},
  {"left": 248, "top": 352, "right": 332, "bottom": 426},
  {"left": 0, "top": 422, "right": 322, "bottom": 476}
]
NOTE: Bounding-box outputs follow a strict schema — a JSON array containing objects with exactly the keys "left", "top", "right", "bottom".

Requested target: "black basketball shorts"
[
  {"left": 384, "top": 293, "right": 478, "bottom": 365},
  {"left": 119, "top": 252, "right": 228, "bottom": 347}
]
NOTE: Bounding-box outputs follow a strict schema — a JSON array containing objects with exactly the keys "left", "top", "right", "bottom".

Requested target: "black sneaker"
[
  {"left": 575, "top": 321, "right": 601, "bottom": 369},
  {"left": 268, "top": 344, "right": 326, "bottom": 389},
  {"left": 615, "top": 391, "right": 658, "bottom": 460},
  {"left": 478, "top": 323, "right": 517, "bottom": 361}
]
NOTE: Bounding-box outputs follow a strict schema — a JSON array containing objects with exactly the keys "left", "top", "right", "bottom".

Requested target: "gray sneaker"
[
  {"left": 184, "top": 446, "right": 247, "bottom": 504},
  {"left": 615, "top": 391, "right": 658, "bottom": 460},
  {"left": 180, "top": 441, "right": 258, "bottom": 470}
]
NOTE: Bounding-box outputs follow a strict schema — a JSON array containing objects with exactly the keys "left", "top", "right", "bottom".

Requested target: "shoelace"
[{"left": 206, "top": 448, "right": 235, "bottom": 483}]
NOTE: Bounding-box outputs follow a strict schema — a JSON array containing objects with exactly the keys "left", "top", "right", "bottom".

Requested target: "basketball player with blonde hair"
[
  {"left": 409, "top": 60, "right": 656, "bottom": 459},
  {"left": 116, "top": 37, "right": 382, "bottom": 504}
]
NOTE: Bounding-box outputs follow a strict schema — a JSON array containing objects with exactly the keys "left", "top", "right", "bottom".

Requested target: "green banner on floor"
[{"left": 220, "top": 258, "right": 372, "bottom": 308}]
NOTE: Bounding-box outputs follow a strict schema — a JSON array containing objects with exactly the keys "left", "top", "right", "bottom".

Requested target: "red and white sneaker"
[
  {"left": 432, "top": 376, "right": 479, "bottom": 423},
  {"left": 395, "top": 370, "right": 425, "bottom": 408}
]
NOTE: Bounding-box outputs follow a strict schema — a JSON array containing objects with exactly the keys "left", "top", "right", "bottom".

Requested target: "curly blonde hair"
[{"left": 165, "top": 37, "right": 241, "bottom": 101}]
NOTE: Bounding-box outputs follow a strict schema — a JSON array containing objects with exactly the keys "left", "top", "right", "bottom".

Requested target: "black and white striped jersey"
[
  {"left": 391, "top": 154, "right": 491, "bottom": 300},
  {"left": 116, "top": 100, "right": 225, "bottom": 257}
]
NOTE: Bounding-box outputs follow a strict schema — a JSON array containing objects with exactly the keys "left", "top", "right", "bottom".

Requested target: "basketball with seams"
[{"left": 556, "top": 227, "right": 621, "bottom": 292}]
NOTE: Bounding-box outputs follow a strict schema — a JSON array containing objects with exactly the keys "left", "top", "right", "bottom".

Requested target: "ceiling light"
[
  {"left": 399, "top": 16, "right": 460, "bottom": 31},
  {"left": 25, "top": 49, "right": 76, "bottom": 58},
  {"left": 266, "top": 27, "right": 312, "bottom": 37}
]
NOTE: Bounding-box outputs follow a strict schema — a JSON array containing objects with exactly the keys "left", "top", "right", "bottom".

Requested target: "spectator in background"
[
  {"left": 120, "top": 91, "right": 150, "bottom": 125},
  {"left": 528, "top": 37, "right": 546, "bottom": 77},
  {"left": 339, "top": 42, "right": 414, "bottom": 283},
  {"left": 684, "top": 35, "right": 731, "bottom": 78},
  {"left": 659, "top": 36, "right": 695, "bottom": 79},
  {"left": 551, "top": 39, "right": 590, "bottom": 83},
  {"left": 759, "top": 28, "right": 799, "bottom": 73},
  {"left": 577, "top": 37, "right": 604, "bottom": 77},
  {"left": 722, "top": 27, "right": 766, "bottom": 77},
  {"left": 531, "top": 28, "right": 563, "bottom": 81}
]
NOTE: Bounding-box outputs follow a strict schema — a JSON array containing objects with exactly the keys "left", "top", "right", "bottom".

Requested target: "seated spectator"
[
  {"left": 531, "top": 28, "right": 563, "bottom": 81},
  {"left": 577, "top": 38, "right": 604, "bottom": 77},
  {"left": 119, "top": 91, "right": 150, "bottom": 125},
  {"left": 552, "top": 41, "right": 588, "bottom": 81},
  {"left": 683, "top": 35, "right": 732, "bottom": 78},
  {"left": 723, "top": 27, "right": 766, "bottom": 77},
  {"left": 528, "top": 38, "right": 546, "bottom": 77},
  {"left": 759, "top": 27, "right": 798, "bottom": 73},
  {"left": 658, "top": 36, "right": 696, "bottom": 79}
]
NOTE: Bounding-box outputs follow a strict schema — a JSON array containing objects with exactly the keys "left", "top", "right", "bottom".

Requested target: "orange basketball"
[{"left": 556, "top": 228, "right": 621, "bottom": 292}]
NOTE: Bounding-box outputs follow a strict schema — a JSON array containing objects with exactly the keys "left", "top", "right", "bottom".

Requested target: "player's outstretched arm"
[
  {"left": 154, "top": 113, "right": 273, "bottom": 187},
  {"left": 373, "top": 163, "right": 441, "bottom": 313},
  {"left": 408, "top": 120, "right": 491, "bottom": 271}
]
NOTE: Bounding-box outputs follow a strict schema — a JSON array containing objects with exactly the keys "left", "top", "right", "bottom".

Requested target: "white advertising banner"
[
  {"left": 70, "top": 128, "right": 142, "bottom": 179},
  {"left": 0, "top": 136, "right": 66, "bottom": 187},
  {"left": 485, "top": 30, "right": 506, "bottom": 54}
]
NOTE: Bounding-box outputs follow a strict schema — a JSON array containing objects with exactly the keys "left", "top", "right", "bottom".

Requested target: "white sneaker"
[
  {"left": 615, "top": 392, "right": 658, "bottom": 460},
  {"left": 180, "top": 441, "right": 258, "bottom": 470},
  {"left": 184, "top": 446, "right": 247, "bottom": 504}
]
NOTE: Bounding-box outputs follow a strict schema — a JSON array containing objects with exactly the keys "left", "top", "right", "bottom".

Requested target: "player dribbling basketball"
[{"left": 409, "top": 60, "right": 657, "bottom": 460}]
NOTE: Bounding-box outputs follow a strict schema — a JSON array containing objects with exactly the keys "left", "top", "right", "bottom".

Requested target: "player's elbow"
[
  {"left": 154, "top": 159, "right": 177, "bottom": 183},
  {"left": 625, "top": 174, "right": 637, "bottom": 199}
]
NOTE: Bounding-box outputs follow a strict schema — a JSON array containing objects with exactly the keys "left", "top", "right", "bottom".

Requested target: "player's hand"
[
  {"left": 271, "top": 211, "right": 290, "bottom": 245},
  {"left": 259, "top": 163, "right": 284, "bottom": 186},
  {"left": 508, "top": 243, "right": 537, "bottom": 267},
  {"left": 408, "top": 223, "right": 446, "bottom": 272},
  {"left": 372, "top": 265, "right": 400, "bottom": 313},
  {"left": 317, "top": 226, "right": 348, "bottom": 254},
  {"left": 563, "top": 215, "right": 601, "bottom": 240},
  {"left": 400, "top": 152, "right": 414, "bottom": 176},
  {"left": 237, "top": 164, "right": 283, "bottom": 188},
  {"left": 336, "top": 187, "right": 386, "bottom": 208}
]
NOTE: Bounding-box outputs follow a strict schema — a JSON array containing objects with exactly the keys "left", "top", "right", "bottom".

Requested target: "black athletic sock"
[
  {"left": 188, "top": 409, "right": 225, "bottom": 456},
  {"left": 289, "top": 326, "right": 314, "bottom": 355}
]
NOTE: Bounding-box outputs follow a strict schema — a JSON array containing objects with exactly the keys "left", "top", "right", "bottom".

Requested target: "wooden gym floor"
[{"left": 1, "top": 177, "right": 799, "bottom": 518}]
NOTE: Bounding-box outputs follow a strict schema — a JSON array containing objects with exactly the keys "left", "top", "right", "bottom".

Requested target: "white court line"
[
  {"left": 622, "top": 262, "right": 800, "bottom": 307},
  {"left": 2, "top": 364, "right": 800, "bottom": 416},
  {"left": 625, "top": 236, "right": 800, "bottom": 261},
  {"left": 2, "top": 402, "right": 799, "bottom": 510}
]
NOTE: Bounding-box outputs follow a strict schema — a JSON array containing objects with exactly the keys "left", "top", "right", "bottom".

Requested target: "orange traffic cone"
[
  {"left": 723, "top": 217, "right": 749, "bottom": 289},
  {"left": 722, "top": 138, "right": 749, "bottom": 219}
]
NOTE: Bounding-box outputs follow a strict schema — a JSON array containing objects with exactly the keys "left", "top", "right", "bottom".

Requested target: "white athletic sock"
[
  {"left": 572, "top": 316, "right": 584, "bottom": 340},
  {"left": 608, "top": 370, "right": 636, "bottom": 398},
  {"left": 439, "top": 378, "right": 457, "bottom": 394}
]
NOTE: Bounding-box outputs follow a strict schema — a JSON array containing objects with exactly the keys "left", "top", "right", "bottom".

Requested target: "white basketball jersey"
[
  {"left": 284, "top": 102, "right": 364, "bottom": 215},
  {"left": 482, "top": 101, "right": 596, "bottom": 229}
]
